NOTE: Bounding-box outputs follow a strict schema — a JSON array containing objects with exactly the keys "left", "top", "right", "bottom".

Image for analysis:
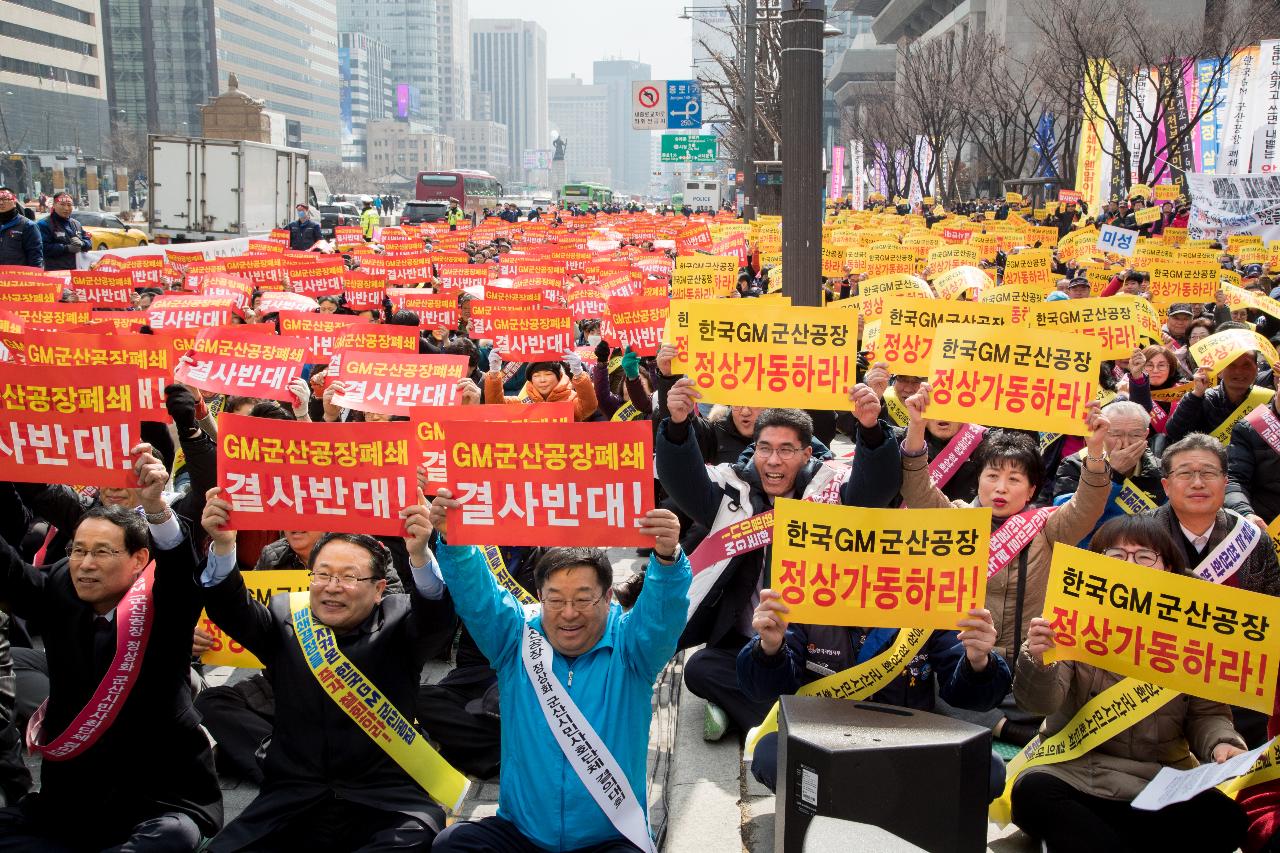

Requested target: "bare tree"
[
  {"left": 316, "top": 162, "right": 373, "bottom": 195},
  {"left": 1027, "top": 0, "right": 1277, "bottom": 192},
  {"left": 108, "top": 126, "right": 149, "bottom": 178}
]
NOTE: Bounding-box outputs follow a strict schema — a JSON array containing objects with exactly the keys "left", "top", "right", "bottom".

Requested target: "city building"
[
  {"left": 436, "top": 0, "right": 470, "bottom": 127},
  {"left": 445, "top": 118, "right": 508, "bottom": 182},
  {"left": 366, "top": 118, "right": 455, "bottom": 176},
  {"left": 212, "top": 0, "right": 341, "bottom": 162},
  {"left": 592, "top": 59, "right": 652, "bottom": 197},
  {"left": 547, "top": 76, "right": 611, "bottom": 187},
  {"left": 470, "top": 18, "right": 547, "bottom": 183},
  {"left": 339, "top": 31, "right": 393, "bottom": 169},
  {"left": 100, "top": 0, "right": 218, "bottom": 142},
  {"left": 338, "top": 0, "right": 438, "bottom": 127},
  {"left": 0, "top": 0, "right": 111, "bottom": 156}
]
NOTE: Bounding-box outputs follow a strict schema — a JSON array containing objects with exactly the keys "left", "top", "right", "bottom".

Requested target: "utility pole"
[
  {"left": 780, "top": 0, "right": 824, "bottom": 306},
  {"left": 740, "top": 0, "right": 757, "bottom": 221}
]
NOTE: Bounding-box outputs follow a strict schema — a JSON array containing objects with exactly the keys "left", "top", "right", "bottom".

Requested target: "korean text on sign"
[
  {"left": 413, "top": 402, "right": 575, "bottom": 493},
  {"left": 444, "top": 420, "right": 654, "bottom": 547},
  {"left": 200, "top": 570, "right": 310, "bottom": 667},
  {"left": 926, "top": 322, "right": 1100, "bottom": 436},
  {"left": 602, "top": 295, "right": 668, "bottom": 356},
  {"left": 1043, "top": 545, "right": 1280, "bottom": 713},
  {"left": 876, "top": 297, "right": 1012, "bottom": 374},
  {"left": 1027, "top": 298, "right": 1144, "bottom": 359},
  {"left": 174, "top": 325, "right": 307, "bottom": 403},
  {"left": 772, "top": 500, "right": 992, "bottom": 631},
  {"left": 684, "top": 303, "right": 857, "bottom": 409},
  {"left": 333, "top": 352, "right": 467, "bottom": 416},
  {"left": 0, "top": 364, "right": 141, "bottom": 487},
  {"left": 217, "top": 413, "right": 416, "bottom": 536}
]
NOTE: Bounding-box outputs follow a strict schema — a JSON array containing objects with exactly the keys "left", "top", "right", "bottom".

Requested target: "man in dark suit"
[
  {"left": 199, "top": 488, "right": 456, "bottom": 851},
  {"left": 0, "top": 445, "right": 222, "bottom": 851}
]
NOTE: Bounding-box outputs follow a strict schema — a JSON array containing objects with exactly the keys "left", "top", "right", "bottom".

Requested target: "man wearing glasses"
[
  {"left": 35, "top": 192, "right": 89, "bottom": 271},
  {"left": 1148, "top": 433, "right": 1280, "bottom": 747},
  {"left": 198, "top": 488, "right": 455, "bottom": 851},
  {"left": 0, "top": 186, "right": 42, "bottom": 269}
]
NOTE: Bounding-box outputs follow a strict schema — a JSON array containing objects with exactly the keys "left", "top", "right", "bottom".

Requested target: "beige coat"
[
  {"left": 900, "top": 452, "right": 1110, "bottom": 660},
  {"left": 1014, "top": 651, "right": 1244, "bottom": 800}
]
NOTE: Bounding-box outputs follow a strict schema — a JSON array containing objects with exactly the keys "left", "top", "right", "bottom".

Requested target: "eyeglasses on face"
[
  {"left": 756, "top": 444, "right": 802, "bottom": 461},
  {"left": 67, "top": 545, "right": 125, "bottom": 562},
  {"left": 1167, "top": 468, "right": 1224, "bottom": 483},
  {"left": 541, "top": 593, "right": 605, "bottom": 612},
  {"left": 1102, "top": 547, "right": 1161, "bottom": 567},
  {"left": 308, "top": 571, "right": 379, "bottom": 590}
]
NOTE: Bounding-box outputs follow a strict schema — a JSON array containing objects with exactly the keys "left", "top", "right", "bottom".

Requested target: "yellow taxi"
[{"left": 71, "top": 211, "right": 150, "bottom": 250}]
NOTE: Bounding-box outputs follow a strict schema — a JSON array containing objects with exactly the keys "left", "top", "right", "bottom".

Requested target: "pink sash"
[
  {"left": 1148, "top": 401, "right": 1169, "bottom": 434},
  {"left": 987, "top": 507, "right": 1055, "bottom": 579},
  {"left": 1244, "top": 403, "right": 1280, "bottom": 457},
  {"left": 929, "top": 425, "right": 988, "bottom": 490},
  {"left": 27, "top": 562, "right": 156, "bottom": 761}
]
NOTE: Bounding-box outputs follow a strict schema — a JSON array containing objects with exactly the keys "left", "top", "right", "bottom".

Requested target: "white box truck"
[{"left": 147, "top": 136, "right": 311, "bottom": 243}]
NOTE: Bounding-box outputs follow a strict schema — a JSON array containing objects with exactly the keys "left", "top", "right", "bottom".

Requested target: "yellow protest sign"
[
  {"left": 866, "top": 248, "right": 918, "bottom": 278},
  {"left": 821, "top": 245, "right": 851, "bottom": 277},
  {"left": 673, "top": 255, "right": 737, "bottom": 298},
  {"left": 1148, "top": 262, "right": 1219, "bottom": 306},
  {"left": 1223, "top": 283, "right": 1280, "bottom": 322},
  {"left": 926, "top": 322, "right": 1100, "bottom": 435},
  {"left": 978, "top": 282, "right": 1053, "bottom": 310},
  {"left": 1027, "top": 225, "right": 1060, "bottom": 247},
  {"left": 847, "top": 273, "right": 932, "bottom": 319},
  {"left": 1163, "top": 226, "right": 1188, "bottom": 247},
  {"left": 663, "top": 297, "right": 723, "bottom": 373},
  {"left": 1086, "top": 267, "right": 1115, "bottom": 297},
  {"left": 970, "top": 232, "right": 1000, "bottom": 262},
  {"left": 861, "top": 317, "right": 881, "bottom": 352},
  {"left": 877, "top": 296, "right": 1014, "bottom": 374},
  {"left": 927, "top": 245, "right": 980, "bottom": 277},
  {"left": 684, "top": 302, "right": 857, "bottom": 408},
  {"left": 1228, "top": 234, "right": 1264, "bottom": 254},
  {"left": 1129, "top": 183, "right": 1153, "bottom": 199},
  {"left": 772, "top": 500, "right": 992, "bottom": 631},
  {"left": 1135, "top": 206, "right": 1162, "bottom": 226},
  {"left": 200, "top": 570, "right": 311, "bottom": 667},
  {"left": 1154, "top": 184, "right": 1181, "bottom": 201},
  {"left": 1190, "top": 328, "right": 1279, "bottom": 377},
  {"left": 828, "top": 228, "right": 860, "bottom": 248},
  {"left": 1002, "top": 249, "right": 1055, "bottom": 288},
  {"left": 1239, "top": 246, "right": 1269, "bottom": 266},
  {"left": 1027, "top": 296, "right": 1143, "bottom": 359},
  {"left": 902, "top": 233, "right": 943, "bottom": 260},
  {"left": 1132, "top": 241, "right": 1176, "bottom": 272},
  {"left": 934, "top": 265, "right": 993, "bottom": 301},
  {"left": 1043, "top": 545, "right": 1280, "bottom": 713}
]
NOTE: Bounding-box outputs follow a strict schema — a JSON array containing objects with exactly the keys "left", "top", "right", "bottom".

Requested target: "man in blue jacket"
[
  {"left": 0, "top": 187, "right": 42, "bottom": 268},
  {"left": 430, "top": 491, "right": 690, "bottom": 853},
  {"left": 287, "top": 204, "right": 322, "bottom": 251},
  {"left": 35, "top": 193, "right": 90, "bottom": 271},
  {"left": 738, "top": 587, "right": 1011, "bottom": 796}
]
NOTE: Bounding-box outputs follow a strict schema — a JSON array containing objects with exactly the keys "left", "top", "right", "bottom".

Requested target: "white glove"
[
  {"left": 488, "top": 350, "right": 502, "bottom": 372},
  {"left": 563, "top": 351, "right": 585, "bottom": 378}
]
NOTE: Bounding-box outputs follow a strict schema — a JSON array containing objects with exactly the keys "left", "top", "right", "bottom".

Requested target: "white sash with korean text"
[
  {"left": 1193, "top": 509, "right": 1261, "bottom": 585},
  {"left": 521, "top": 624, "right": 656, "bottom": 853}
]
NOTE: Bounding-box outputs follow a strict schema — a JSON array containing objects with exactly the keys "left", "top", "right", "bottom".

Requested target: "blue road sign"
[{"left": 666, "top": 80, "right": 702, "bottom": 130}]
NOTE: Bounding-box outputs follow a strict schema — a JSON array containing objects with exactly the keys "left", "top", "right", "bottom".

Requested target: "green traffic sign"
[{"left": 660, "top": 134, "right": 718, "bottom": 163}]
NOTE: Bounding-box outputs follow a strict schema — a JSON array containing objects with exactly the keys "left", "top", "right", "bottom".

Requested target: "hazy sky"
[{"left": 468, "top": 0, "right": 695, "bottom": 82}]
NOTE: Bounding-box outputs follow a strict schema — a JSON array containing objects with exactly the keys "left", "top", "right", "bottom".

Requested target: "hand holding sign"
[
  {"left": 635, "top": 508, "right": 681, "bottom": 562},
  {"left": 956, "top": 608, "right": 997, "bottom": 672},
  {"left": 752, "top": 588, "right": 791, "bottom": 656},
  {"left": 399, "top": 488, "right": 434, "bottom": 567},
  {"left": 201, "top": 487, "right": 237, "bottom": 555},
  {"left": 1083, "top": 401, "right": 1110, "bottom": 464},
  {"left": 848, "top": 382, "right": 881, "bottom": 429},
  {"left": 429, "top": 488, "right": 458, "bottom": 539},
  {"left": 133, "top": 444, "right": 169, "bottom": 513},
  {"left": 666, "top": 376, "right": 702, "bottom": 424},
  {"left": 1025, "top": 616, "right": 1055, "bottom": 666}
]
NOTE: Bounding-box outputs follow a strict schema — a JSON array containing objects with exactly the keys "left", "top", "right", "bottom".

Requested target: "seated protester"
[
  {"left": 909, "top": 414, "right": 988, "bottom": 504},
  {"left": 878, "top": 372, "right": 923, "bottom": 428},
  {"left": 482, "top": 351, "right": 599, "bottom": 421},
  {"left": 192, "top": 528, "right": 410, "bottom": 784},
  {"left": 591, "top": 343, "right": 653, "bottom": 420},
  {"left": 1226, "top": 368, "right": 1280, "bottom": 530},
  {"left": 1166, "top": 348, "right": 1270, "bottom": 445},
  {"left": 1010, "top": 515, "right": 1249, "bottom": 853},
  {"left": 1051, "top": 401, "right": 1166, "bottom": 542},
  {"left": 1039, "top": 362, "right": 1122, "bottom": 502},
  {"left": 655, "top": 379, "right": 902, "bottom": 741},
  {"left": 737, "top": 588, "right": 1011, "bottom": 794},
  {"left": 0, "top": 447, "right": 221, "bottom": 851},
  {"left": 429, "top": 496, "right": 691, "bottom": 853},
  {"left": 899, "top": 384, "right": 1111, "bottom": 744},
  {"left": 199, "top": 489, "right": 454, "bottom": 852},
  {"left": 1146, "top": 433, "right": 1280, "bottom": 747},
  {"left": 1239, "top": 685, "right": 1280, "bottom": 853},
  {"left": 1126, "top": 345, "right": 1186, "bottom": 445}
]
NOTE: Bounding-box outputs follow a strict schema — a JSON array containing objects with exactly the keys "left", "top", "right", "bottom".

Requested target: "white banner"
[
  {"left": 1255, "top": 40, "right": 1280, "bottom": 174},
  {"left": 1221, "top": 46, "right": 1260, "bottom": 175},
  {"left": 850, "top": 140, "right": 865, "bottom": 211},
  {"left": 1186, "top": 171, "right": 1280, "bottom": 243}
]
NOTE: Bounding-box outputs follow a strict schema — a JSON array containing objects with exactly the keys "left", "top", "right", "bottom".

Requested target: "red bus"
[{"left": 413, "top": 170, "right": 502, "bottom": 221}]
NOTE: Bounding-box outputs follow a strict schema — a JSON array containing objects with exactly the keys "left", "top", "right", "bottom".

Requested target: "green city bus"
[{"left": 562, "top": 183, "right": 613, "bottom": 208}]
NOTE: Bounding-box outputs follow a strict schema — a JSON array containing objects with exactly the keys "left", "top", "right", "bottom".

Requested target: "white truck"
[{"left": 147, "top": 136, "right": 312, "bottom": 243}]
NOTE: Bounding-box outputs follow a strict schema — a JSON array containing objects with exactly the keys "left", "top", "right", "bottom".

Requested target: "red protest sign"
[
  {"left": 364, "top": 252, "right": 433, "bottom": 286},
  {"left": 23, "top": 330, "right": 172, "bottom": 413},
  {"left": 287, "top": 269, "right": 345, "bottom": 299},
  {"left": 198, "top": 273, "right": 256, "bottom": 309},
  {"left": 0, "top": 364, "right": 142, "bottom": 487},
  {"left": 147, "top": 294, "right": 239, "bottom": 330},
  {"left": 435, "top": 263, "right": 491, "bottom": 291},
  {"left": 255, "top": 291, "right": 318, "bottom": 315},
  {"left": 489, "top": 309, "right": 574, "bottom": 362},
  {"left": 333, "top": 352, "right": 467, "bottom": 415},
  {"left": 224, "top": 255, "right": 285, "bottom": 287},
  {"left": 87, "top": 312, "right": 148, "bottom": 333},
  {"left": 412, "top": 402, "right": 575, "bottom": 493},
  {"left": 568, "top": 284, "right": 607, "bottom": 321},
  {"left": 385, "top": 290, "right": 458, "bottom": 328},
  {"left": 175, "top": 325, "right": 307, "bottom": 401},
  {"left": 0, "top": 301, "right": 90, "bottom": 329},
  {"left": 602, "top": 295, "right": 668, "bottom": 356},
  {"left": 277, "top": 311, "right": 371, "bottom": 360},
  {"left": 485, "top": 285, "right": 557, "bottom": 309},
  {"left": 334, "top": 225, "right": 364, "bottom": 248},
  {"left": 326, "top": 324, "right": 420, "bottom": 381},
  {"left": 342, "top": 270, "right": 387, "bottom": 311},
  {"left": 444, "top": 420, "right": 653, "bottom": 546},
  {"left": 69, "top": 270, "right": 133, "bottom": 308},
  {"left": 97, "top": 255, "right": 163, "bottom": 287},
  {"left": 217, "top": 413, "right": 415, "bottom": 535}
]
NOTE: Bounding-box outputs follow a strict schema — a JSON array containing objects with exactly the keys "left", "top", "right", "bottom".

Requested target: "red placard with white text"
[
  {"left": 602, "top": 295, "right": 669, "bottom": 356},
  {"left": 333, "top": 352, "right": 467, "bottom": 415},
  {"left": 0, "top": 301, "right": 90, "bottom": 329},
  {"left": 489, "top": 309, "right": 574, "bottom": 362},
  {"left": 385, "top": 290, "right": 458, "bottom": 328},
  {"left": 217, "top": 413, "right": 415, "bottom": 535},
  {"left": 342, "top": 271, "right": 387, "bottom": 311},
  {"left": 68, "top": 270, "right": 133, "bottom": 308},
  {"left": 412, "top": 402, "right": 575, "bottom": 493},
  {"left": 444, "top": 420, "right": 653, "bottom": 546},
  {"left": 325, "top": 324, "right": 420, "bottom": 382},
  {"left": 147, "top": 294, "right": 239, "bottom": 330},
  {"left": 276, "top": 312, "right": 371, "bottom": 361},
  {"left": 175, "top": 325, "right": 307, "bottom": 401}
]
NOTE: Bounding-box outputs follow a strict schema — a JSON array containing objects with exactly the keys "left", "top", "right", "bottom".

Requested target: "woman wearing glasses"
[{"left": 1009, "top": 514, "right": 1250, "bottom": 853}]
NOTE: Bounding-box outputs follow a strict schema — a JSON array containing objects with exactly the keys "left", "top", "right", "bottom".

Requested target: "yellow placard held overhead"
[
  {"left": 1042, "top": 545, "right": 1280, "bottom": 713},
  {"left": 978, "top": 282, "right": 1053, "bottom": 307},
  {"left": 925, "top": 322, "right": 1101, "bottom": 435},
  {"left": 1222, "top": 283, "right": 1280, "bottom": 322},
  {"left": 877, "top": 296, "right": 1014, "bottom": 375},
  {"left": 1001, "top": 249, "right": 1055, "bottom": 288},
  {"left": 1148, "top": 262, "right": 1219, "bottom": 306},
  {"left": 1134, "top": 206, "right": 1162, "bottom": 226},
  {"left": 772, "top": 500, "right": 992, "bottom": 631},
  {"left": 663, "top": 297, "right": 723, "bottom": 373},
  {"left": 672, "top": 255, "right": 738, "bottom": 298},
  {"left": 200, "top": 570, "right": 311, "bottom": 668},
  {"left": 1027, "top": 296, "right": 1145, "bottom": 359},
  {"left": 684, "top": 302, "right": 858, "bottom": 409},
  {"left": 1154, "top": 184, "right": 1181, "bottom": 201},
  {"left": 1190, "top": 328, "right": 1279, "bottom": 377},
  {"left": 845, "top": 273, "right": 932, "bottom": 320},
  {"left": 927, "top": 245, "right": 980, "bottom": 277},
  {"left": 934, "top": 266, "right": 993, "bottom": 301}
]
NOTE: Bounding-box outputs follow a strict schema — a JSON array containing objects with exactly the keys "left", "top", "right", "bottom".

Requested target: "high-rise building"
[
  {"left": 436, "top": 0, "right": 470, "bottom": 126},
  {"left": 366, "top": 118, "right": 455, "bottom": 175},
  {"left": 592, "top": 59, "right": 652, "bottom": 196},
  {"left": 547, "top": 76, "right": 611, "bottom": 187},
  {"left": 100, "top": 0, "right": 218, "bottom": 142},
  {"left": 470, "top": 18, "right": 547, "bottom": 184},
  {"left": 0, "top": 0, "right": 111, "bottom": 155},
  {"left": 445, "top": 118, "right": 508, "bottom": 181},
  {"left": 339, "top": 0, "right": 439, "bottom": 128},
  {"left": 212, "top": 0, "right": 341, "bottom": 162},
  {"left": 338, "top": 32, "right": 393, "bottom": 169}
]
